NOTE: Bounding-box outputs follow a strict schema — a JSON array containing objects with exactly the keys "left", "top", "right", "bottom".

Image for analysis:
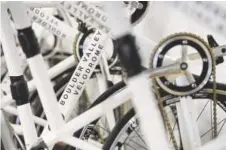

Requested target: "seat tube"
[
  {"left": 8, "top": 2, "right": 65, "bottom": 132},
  {"left": 0, "top": 2, "right": 38, "bottom": 149},
  {"left": 103, "top": 2, "right": 171, "bottom": 149}
]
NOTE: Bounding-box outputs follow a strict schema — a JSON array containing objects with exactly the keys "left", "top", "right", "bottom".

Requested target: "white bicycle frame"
[
  {"left": 2, "top": 0, "right": 159, "bottom": 134},
  {"left": 1, "top": 1, "right": 170, "bottom": 150},
  {"left": 1, "top": 1, "right": 225, "bottom": 150}
]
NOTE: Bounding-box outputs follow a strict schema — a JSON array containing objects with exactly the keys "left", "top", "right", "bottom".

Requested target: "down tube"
[
  {"left": 28, "top": 7, "right": 76, "bottom": 41},
  {"left": 42, "top": 87, "right": 131, "bottom": 147},
  {"left": 128, "top": 73, "right": 171, "bottom": 150},
  {"left": 58, "top": 30, "right": 108, "bottom": 120}
]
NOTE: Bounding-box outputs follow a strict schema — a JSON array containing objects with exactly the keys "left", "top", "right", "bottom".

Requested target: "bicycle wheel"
[
  {"left": 102, "top": 87, "right": 226, "bottom": 150},
  {"left": 75, "top": 81, "right": 126, "bottom": 149},
  {"left": 28, "top": 68, "right": 125, "bottom": 150}
]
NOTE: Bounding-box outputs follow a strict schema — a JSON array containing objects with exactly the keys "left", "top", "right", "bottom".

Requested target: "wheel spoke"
[
  {"left": 196, "top": 100, "right": 209, "bottom": 121},
  {"left": 218, "top": 119, "right": 226, "bottom": 135},
  {"left": 124, "top": 143, "right": 137, "bottom": 150},
  {"left": 201, "top": 118, "right": 226, "bottom": 138},
  {"left": 127, "top": 139, "right": 148, "bottom": 150},
  {"left": 169, "top": 121, "right": 177, "bottom": 143},
  {"left": 133, "top": 129, "right": 147, "bottom": 146}
]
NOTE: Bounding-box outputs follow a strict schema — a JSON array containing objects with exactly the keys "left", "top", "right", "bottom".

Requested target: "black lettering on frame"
[
  {"left": 69, "top": 83, "right": 75, "bottom": 88},
  {"left": 51, "top": 27, "right": 56, "bottom": 33},
  {"left": 97, "top": 31, "right": 102, "bottom": 35},
  {"left": 94, "top": 36, "right": 99, "bottom": 41},
  {"left": 83, "top": 57, "right": 88, "bottom": 62},
  {"left": 86, "top": 52, "right": 91, "bottom": 58},
  {"left": 35, "top": 9, "right": 40, "bottom": 14},
  {"left": 82, "top": 74, "right": 88, "bottom": 79},
  {"left": 32, "top": 16, "right": 38, "bottom": 21},
  {"left": 88, "top": 63, "right": 94, "bottom": 68},
  {"left": 79, "top": 81, "right": 85, "bottom": 85},
  {"left": 96, "top": 12, "right": 101, "bottom": 18},
  {"left": 75, "top": 72, "right": 80, "bottom": 77},
  {"left": 77, "top": 85, "right": 82, "bottom": 90},
  {"left": 63, "top": 94, "right": 68, "bottom": 99},
  {"left": 40, "top": 12, "right": 44, "bottom": 17},
  {"left": 85, "top": 68, "right": 90, "bottom": 73},
  {"left": 88, "top": 8, "right": 94, "bottom": 14},
  {"left": 98, "top": 44, "right": 103, "bottom": 49},
  {"left": 42, "top": 22, "right": 47, "bottom": 27},
  {"left": 73, "top": 90, "right": 79, "bottom": 95},
  {"left": 81, "top": 2, "right": 88, "bottom": 10},
  {"left": 60, "top": 1, "right": 65, "bottom": 5},
  {"left": 88, "top": 48, "right": 94, "bottom": 52},
  {"left": 56, "top": 30, "right": 61, "bottom": 35},
  {"left": 91, "top": 43, "right": 96, "bottom": 47},
  {"left": 95, "top": 50, "right": 100, "bottom": 56},
  {"left": 72, "top": 77, "right": 77, "bottom": 83},
  {"left": 92, "top": 56, "right": 97, "bottom": 62},
  {"left": 66, "top": 88, "right": 71, "bottom": 93},
  {"left": 60, "top": 100, "right": 65, "bottom": 105},
  {"left": 78, "top": 66, "right": 83, "bottom": 72},
  {"left": 84, "top": 14, "right": 89, "bottom": 20}
]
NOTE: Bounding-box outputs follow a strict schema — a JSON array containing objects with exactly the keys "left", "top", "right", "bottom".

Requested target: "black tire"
[
  {"left": 103, "top": 85, "right": 226, "bottom": 150},
  {"left": 74, "top": 81, "right": 126, "bottom": 149},
  {"left": 30, "top": 73, "right": 126, "bottom": 149},
  {"left": 51, "top": 81, "right": 126, "bottom": 150},
  {"left": 103, "top": 109, "right": 135, "bottom": 150}
]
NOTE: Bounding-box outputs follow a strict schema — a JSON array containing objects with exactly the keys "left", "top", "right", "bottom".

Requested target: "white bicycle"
[{"left": 1, "top": 1, "right": 226, "bottom": 150}]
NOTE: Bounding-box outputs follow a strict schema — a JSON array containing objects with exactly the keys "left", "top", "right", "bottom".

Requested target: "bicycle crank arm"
[{"left": 147, "top": 62, "right": 184, "bottom": 78}]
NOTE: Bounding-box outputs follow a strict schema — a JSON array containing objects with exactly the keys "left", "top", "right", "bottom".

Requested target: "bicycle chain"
[
  {"left": 150, "top": 32, "right": 217, "bottom": 149},
  {"left": 211, "top": 42, "right": 217, "bottom": 138},
  {"left": 152, "top": 79, "right": 179, "bottom": 150}
]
